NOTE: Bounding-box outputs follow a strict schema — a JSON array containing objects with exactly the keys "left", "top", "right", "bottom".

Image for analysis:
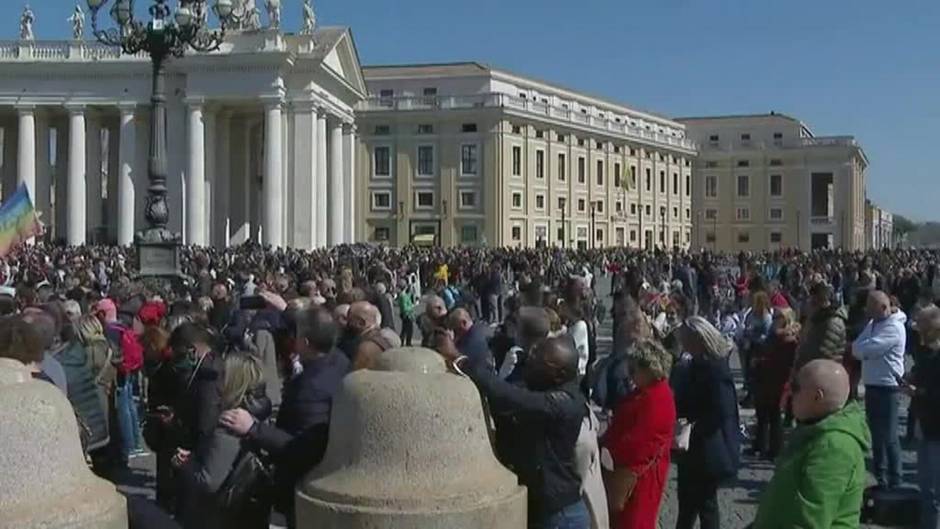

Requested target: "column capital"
[
  {"left": 117, "top": 101, "right": 139, "bottom": 113},
  {"left": 14, "top": 103, "right": 35, "bottom": 113},
  {"left": 261, "top": 95, "right": 284, "bottom": 110},
  {"left": 184, "top": 97, "right": 206, "bottom": 110},
  {"left": 64, "top": 102, "right": 86, "bottom": 115},
  {"left": 316, "top": 107, "right": 329, "bottom": 119},
  {"left": 343, "top": 122, "right": 357, "bottom": 134}
]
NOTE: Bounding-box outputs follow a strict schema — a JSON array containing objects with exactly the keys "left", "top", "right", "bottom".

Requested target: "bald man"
[
  {"left": 348, "top": 301, "right": 396, "bottom": 371},
  {"left": 445, "top": 337, "right": 588, "bottom": 528},
  {"left": 446, "top": 308, "right": 492, "bottom": 368},
  {"left": 753, "top": 360, "right": 870, "bottom": 529},
  {"left": 853, "top": 289, "right": 907, "bottom": 489},
  {"left": 418, "top": 295, "right": 448, "bottom": 348}
]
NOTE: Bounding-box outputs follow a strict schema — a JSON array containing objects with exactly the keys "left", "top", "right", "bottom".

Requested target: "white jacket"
[
  {"left": 574, "top": 406, "right": 610, "bottom": 529},
  {"left": 852, "top": 310, "right": 907, "bottom": 387}
]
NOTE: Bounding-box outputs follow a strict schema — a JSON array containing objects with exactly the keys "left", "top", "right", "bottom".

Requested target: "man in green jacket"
[{"left": 754, "top": 359, "right": 871, "bottom": 529}]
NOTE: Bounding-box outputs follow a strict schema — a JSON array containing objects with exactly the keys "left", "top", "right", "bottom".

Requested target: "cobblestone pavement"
[{"left": 117, "top": 275, "right": 916, "bottom": 528}]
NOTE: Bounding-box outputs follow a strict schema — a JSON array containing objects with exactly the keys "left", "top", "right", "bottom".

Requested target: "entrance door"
[{"left": 811, "top": 233, "right": 831, "bottom": 250}]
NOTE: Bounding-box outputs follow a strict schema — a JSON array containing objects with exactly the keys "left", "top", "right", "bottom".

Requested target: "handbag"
[
  {"left": 602, "top": 444, "right": 666, "bottom": 514},
  {"left": 673, "top": 419, "right": 693, "bottom": 452},
  {"left": 216, "top": 447, "right": 272, "bottom": 509}
]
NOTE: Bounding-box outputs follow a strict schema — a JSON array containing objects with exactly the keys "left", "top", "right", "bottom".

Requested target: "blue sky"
[{"left": 14, "top": 0, "right": 940, "bottom": 221}]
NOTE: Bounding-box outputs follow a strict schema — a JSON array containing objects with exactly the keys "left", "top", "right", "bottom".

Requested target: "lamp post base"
[{"left": 135, "top": 228, "right": 183, "bottom": 278}]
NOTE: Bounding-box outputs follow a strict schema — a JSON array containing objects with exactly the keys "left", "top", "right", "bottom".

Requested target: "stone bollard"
[
  {"left": 296, "top": 347, "right": 527, "bottom": 529},
  {"left": 0, "top": 359, "right": 127, "bottom": 529}
]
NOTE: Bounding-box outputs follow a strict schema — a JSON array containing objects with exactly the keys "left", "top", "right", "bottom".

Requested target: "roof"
[
  {"left": 361, "top": 61, "right": 683, "bottom": 127},
  {"left": 675, "top": 112, "right": 802, "bottom": 123}
]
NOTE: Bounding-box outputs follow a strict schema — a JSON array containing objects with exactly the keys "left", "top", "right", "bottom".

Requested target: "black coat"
[
  {"left": 913, "top": 346, "right": 940, "bottom": 441},
  {"left": 676, "top": 355, "right": 741, "bottom": 483},
  {"left": 177, "top": 354, "right": 224, "bottom": 450},
  {"left": 465, "top": 359, "right": 586, "bottom": 527}
]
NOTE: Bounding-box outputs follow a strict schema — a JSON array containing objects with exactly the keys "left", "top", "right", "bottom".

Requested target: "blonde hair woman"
[
  {"left": 751, "top": 307, "right": 800, "bottom": 459},
  {"left": 76, "top": 314, "right": 117, "bottom": 394},
  {"left": 176, "top": 353, "right": 270, "bottom": 529}
]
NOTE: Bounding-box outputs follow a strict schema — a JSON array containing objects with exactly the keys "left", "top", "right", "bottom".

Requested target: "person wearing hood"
[
  {"left": 794, "top": 283, "right": 847, "bottom": 369},
  {"left": 752, "top": 359, "right": 870, "bottom": 529},
  {"left": 852, "top": 290, "right": 907, "bottom": 490}
]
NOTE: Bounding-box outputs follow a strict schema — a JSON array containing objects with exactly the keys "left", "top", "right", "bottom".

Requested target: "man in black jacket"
[
  {"left": 438, "top": 335, "right": 589, "bottom": 529},
  {"left": 220, "top": 306, "right": 349, "bottom": 529}
]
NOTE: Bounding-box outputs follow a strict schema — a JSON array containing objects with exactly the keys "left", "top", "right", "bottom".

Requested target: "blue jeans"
[
  {"left": 865, "top": 385, "right": 902, "bottom": 487},
  {"left": 115, "top": 376, "right": 141, "bottom": 458},
  {"left": 920, "top": 439, "right": 940, "bottom": 529},
  {"left": 544, "top": 499, "right": 590, "bottom": 529}
]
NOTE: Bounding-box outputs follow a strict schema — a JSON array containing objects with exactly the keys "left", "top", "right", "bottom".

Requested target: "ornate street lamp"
[{"left": 87, "top": 0, "right": 237, "bottom": 277}]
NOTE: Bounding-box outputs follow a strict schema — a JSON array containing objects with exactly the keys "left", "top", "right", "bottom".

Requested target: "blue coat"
[{"left": 676, "top": 355, "right": 741, "bottom": 482}]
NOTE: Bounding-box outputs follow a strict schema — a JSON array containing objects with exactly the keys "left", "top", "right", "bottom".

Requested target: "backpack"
[{"left": 589, "top": 352, "right": 631, "bottom": 410}]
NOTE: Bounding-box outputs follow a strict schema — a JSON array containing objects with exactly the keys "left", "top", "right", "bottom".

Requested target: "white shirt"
[{"left": 569, "top": 320, "right": 590, "bottom": 376}]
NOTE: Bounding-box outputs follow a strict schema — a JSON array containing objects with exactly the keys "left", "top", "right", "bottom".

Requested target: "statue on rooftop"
[
  {"left": 300, "top": 0, "right": 317, "bottom": 35},
  {"left": 265, "top": 0, "right": 281, "bottom": 30},
  {"left": 20, "top": 4, "right": 35, "bottom": 41},
  {"left": 68, "top": 4, "right": 85, "bottom": 40}
]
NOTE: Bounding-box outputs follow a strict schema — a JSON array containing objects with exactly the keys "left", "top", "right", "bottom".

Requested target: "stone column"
[
  {"left": 85, "top": 116, "right": 102, "bottom": 243},
  {"left": 315, "top": 110, "right": 328, "bottom": 247},
  {"left": 290, "top": 102, "right": 317, "bottom": 249},
  {"left": 216, "top": 112, "right": 232, "bottom": 247},
  {"left": 204, "top": 109, "right": 217, "bottom": 246},
  {"left": 343, "top": 123, "right": 357, "bottom": 243},
  {"left": 186, "top": 101, "right": 207, "bottom": 246},
  {"left": 117, "top": 105, "right": 137, "bottom": 246},
  {"left": 34, "top": 112, "right": 51, "bottom": 223},
  {"left": 54, "top": 119, "right": 69, "bottom": 240},
  {"left": 66, "top": 105, "right": 86, "bottom": 246},
  {"left": 107, "top": 123, "right": 120, "bottom": 243},
  {"left": 16, "top": 105, "right": 36, "bottom": 201},
  {"left": 263, "top": 100, "right": 284, "bottom": 247},
  {"left": 328, "top": 119, "right": 344, "bottom": 246}
]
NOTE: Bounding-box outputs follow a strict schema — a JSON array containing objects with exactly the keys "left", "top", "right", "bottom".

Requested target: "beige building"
[
  {"left": 679, "top": 113, "right": 868, "bottom": 252},
  {"left": 866, "top": 200, "right": 894, "bottom": 249},
  {"left": 355, "top": 63, "right": 696, "bottom": 249}
]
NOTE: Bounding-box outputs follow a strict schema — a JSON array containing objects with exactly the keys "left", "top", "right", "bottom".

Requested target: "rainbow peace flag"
[{"left": 0, "top": 184, "right": 41, "bottom": 257}]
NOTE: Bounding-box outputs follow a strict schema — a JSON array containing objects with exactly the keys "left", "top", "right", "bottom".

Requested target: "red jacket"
[{"left": 603, "top": 379, "right": 676, "bottom": 529}]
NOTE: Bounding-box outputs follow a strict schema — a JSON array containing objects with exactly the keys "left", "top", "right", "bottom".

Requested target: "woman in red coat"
[{"left": 602, "top": 339, "right": 677, "bottom": 529}]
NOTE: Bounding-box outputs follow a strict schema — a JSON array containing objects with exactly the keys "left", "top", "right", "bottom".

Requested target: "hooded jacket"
[
  {"left": 753, "top": 402, "right": 871, "bottom": 529},
  {"left": 852, "top": 310, "right": 907, "bottom": 387},
  {"left": 795, "top": 305, "right": 848, "bottom": 369}
]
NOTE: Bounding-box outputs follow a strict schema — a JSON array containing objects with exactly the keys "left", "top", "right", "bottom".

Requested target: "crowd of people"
[{"left": 0, "top": 241, "right": 939, "bottom": 529}]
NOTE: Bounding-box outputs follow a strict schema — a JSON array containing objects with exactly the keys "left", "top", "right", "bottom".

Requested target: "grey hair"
[{"left": 682, "top": 316, "right": 733, "bottom": 359}]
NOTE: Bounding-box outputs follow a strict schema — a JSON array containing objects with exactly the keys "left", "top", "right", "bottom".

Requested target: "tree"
[{"left": 893, "top": 214, "right": 919, "bottom": 236}]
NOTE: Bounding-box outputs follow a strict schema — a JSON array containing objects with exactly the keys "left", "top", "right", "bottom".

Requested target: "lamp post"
[
  {"left": 590, "top": 201, "right": 597, "bottom": 250},
  {"left": 560, "top": 207, "right": 566, "bottom": 249},
  {"left": 87, "top": 0, "right": 237, "bottom": 277},
  {"left": 661, "top": 208, "right": 666, "bottom": 250}
]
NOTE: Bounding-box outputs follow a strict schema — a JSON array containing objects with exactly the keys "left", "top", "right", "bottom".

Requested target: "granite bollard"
[
  {"left": 0, "top": 358, "right": 127, "bottom": 529},
  {"left": 296, "top": 347, "right": 527, "bottom": 528}
]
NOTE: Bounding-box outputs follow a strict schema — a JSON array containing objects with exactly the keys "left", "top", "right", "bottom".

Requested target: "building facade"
[
  {"left": 679, "top": 114, "right": 868, "bottom": 252},
  {"left": 0, "top": 18, "right": 364, "bottom": 249},
  {"left": 356, "top": 63, "right": 696, "bottom": 249},
  {"left": 866, "top": 200, "right": 894, "bottom": 249}
]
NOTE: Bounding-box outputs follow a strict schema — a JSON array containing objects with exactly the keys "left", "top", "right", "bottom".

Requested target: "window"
[
  {"left": 630, "top": 204, "right": 637, "bottom": 215},
  {"left": 685, "top": 175, "right": 691, "bottom": 196},
  {"left": 705, "top": 161, "right": 719, "bottom": 168},
  {"left": 738, "top": 231, "right": 750, "bottom": 243},
  {"left": 374, "top": 125, "right": 390, "bottom": 136},
  {"left": 596, "top": 141, "right": 604, "bottom": 150},
  {"left": 596, "top": 229, "right": 604, "bottom": 241},
  {"left": 512, "top": 125, "right": 522, "bottom": 134},
  {"left": 557, "top": 134, "right": 566, "bottom": 142},
  {"left": 577, "top": 138, "right": 585, "bottom": 147},
  {"left": 705, "top": 208, "right": 718, "bottom": 220},
  {"left": 371, "top": 191, "right": 392, "bottom": 210},
  {"left": 535, "top": 225, "right": 548, "bottom": 243},
  {"left": 558, "top": 153, "right": 567, "bottom": 181},
  {"left": 578, "top": 198, "right": 586, "bottom": 212},
  {"left": 630, "top": 147, "right": 636, "bottom": 156},
  {"left": 417, "top": 124, "right": 434, "bottom": 135},
  {"left": 536, "top": 194, "right": 545, "bottom": 210},
  {"left": 557, "top": 227, "right": 564, "bottom": 242},
  {"left": 512, "top": 192, "right": 522, "bottom": 209},
  {"left": 460, "top": 145, "right": 479, "bottom": 176},
  {"left": 373, "top": 146, "right": 391, "bottom": 177},
  {"left": 706, "top": 232, "right": 716, "bottom": 243},
  {"left": 459, "top": 191, "right": 477, "bottom": 208},
  {"left": 535, "top": 130, "right": 544, "bottom": 139},
  {"left": 630, "top": 166, "right": 637, "bottom": 189},
  {"left": 614, "top": 146, "right": 621, "bottom": 154},
  {"left": 770, "top": 174, "right": 783, "bottom": 197},
  {"left": 774, "top": 132, "right": 783, "bottom": 139},
  {"left": 535, "top": 150, "right": 545, "bottom": 179},
  {"left": 659, "top": 171, "right": 666, "bottom": 193},
  {"left": 672, "top": 173, "right": 679, "bottom": 194},
  {"left": 558, "top": 196, "right": 567, "bottom": 210},
  {"left": 709, "top": 134, "right": 719, "bottom": 142},
  {"left": 596, "top": 160, "right": 604, "bottom": 186},
  {"left": 737, "top": 160, "right": 750, "bottom": 167},
  {"left": 417, "top": 146, "right": 435, "bottom": 176},
  {"left": 578, "top": 157, "right": 586, "bottom": 183},
  {"left": 423, "top": 87, "right": 437, "bottom": 97},
  {"left": 512, "top": 146, "right": 522, "bottom": 176},
  {"left": 686, "top": 208, "right": 691, "bottom": 220},
  {"left": 660, "top": 206, "right": 667, "bottom": 219},
  {"left": 630, "top": 230, "right": 637, "bottom": 242},
  {"left": 770, "top": 232, "right": 782, "bottom": 243},
  {"left": 511, "top": 226, "right": 522, "bottom": 241},
  {"left": 461, "top": 225, "right": 478, "bottom": 243},
  {"left": 616, "top": 201, "right": 623, "bottom": 213},
  {"left": 659, "top": 154, "right": 666, "bottom": 162},
  {"left": 737, "top": 175, "right": 750, "bottom": 197},
  {"left": 770, "top": 208, "right": 783, "bottom": 221},
  {"left": 740, "top": 133, "right": 751, "bottom": 142},
  {"left": 673, "top": 207, "right": 679, "bottom": 219},
  {"left": 736, "top": 207, "right": 750, "bottom": 221},
  {"left": 416, "top": 191, "right": 434, "bottom": 209},
  {"left": 373, "top": 226, "right": 390, "bottom": 241},
  {"left": 645, "top": 168, "right": 652, "bottom": 191},
  {"left": 705, "top": 175, "right": 718, "bottom": 198},
  {"left": 595, "top": 201, "right": 604, "bottom": 214},
  {"left": 645, "top": 205, "right": 651, "bottom": 216},
  {"left": 769, "top": 159, "right": 783, "bottom": 167},
  {"left": 614, "top": 163, "right": 622, "bottom": 188},
  {"left": 461, "top": 123, "right": 478, "bottom": 133},
  {"left": 379, "top": 89, "right": 393, "bottom": 106},
  {"left": 379, "top": 89, "right": 394, "bottom": 98}
]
